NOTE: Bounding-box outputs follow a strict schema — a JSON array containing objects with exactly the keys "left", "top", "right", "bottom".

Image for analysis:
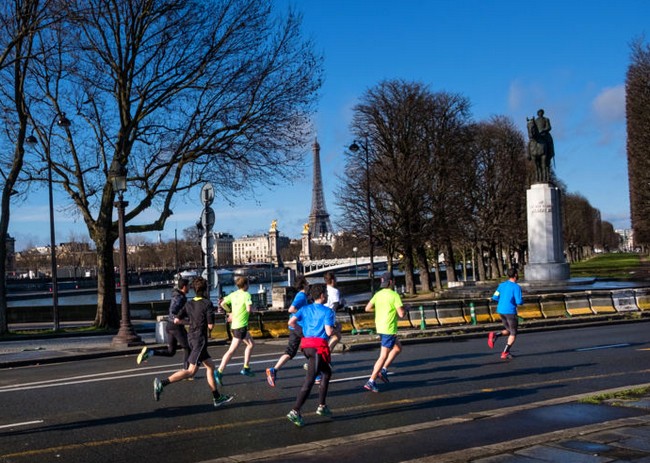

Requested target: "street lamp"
[
  {"left": 353, "top": 246, "right": 358, "bottom": 279},
  {"left": 25, "top": 113, "right": 71, "bottom": 331},
  {"left": 349, "top": 136, "right": 375, "bottom": 293},
  {"left": 109, "top": 159, "right": 143, "bottom": 347}
]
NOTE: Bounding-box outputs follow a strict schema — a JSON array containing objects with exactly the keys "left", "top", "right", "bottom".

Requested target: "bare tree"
[
  {"left": 0, "top": 0, "right": 60, "bottom": 334},
  {"left": 338, "top": 80, "right": 472, "bottom": 294},
  {"left": 563, "top": 192, "right": 600, "bottom": 262},
  {"left": 626, "top": 37, "right": 650, "bottom": 252},
  {"left": 464, "top": 117, "right": 527, "bottom": 280},
  {"left": 22, "top": 0, "right": 322, "bottom": 327}
]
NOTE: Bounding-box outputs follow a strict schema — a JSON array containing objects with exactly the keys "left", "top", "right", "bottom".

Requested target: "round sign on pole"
[
  {"left": 201, "top": 183, "right": 215, "bottom": 206},
  {"left": 201, "top": 207, "right": 215, "bottom": 231}
]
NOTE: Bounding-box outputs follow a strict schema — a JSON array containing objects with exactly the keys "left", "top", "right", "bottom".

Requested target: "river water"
[{"left": 7, "top": 282, "right": 283, "bottom": 307}]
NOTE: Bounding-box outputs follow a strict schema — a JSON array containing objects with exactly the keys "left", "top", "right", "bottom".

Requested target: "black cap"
[{"left": 380, "top": 271, "right": 394, "bottom": 288}]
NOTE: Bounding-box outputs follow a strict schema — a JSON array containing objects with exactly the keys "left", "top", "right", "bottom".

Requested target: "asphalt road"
[{"left": 1, "top": 322, "right": 649, "bottom": 463}]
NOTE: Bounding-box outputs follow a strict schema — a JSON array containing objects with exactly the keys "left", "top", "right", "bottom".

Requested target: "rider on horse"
[{"left": 527, "top": 109, "right": 555, "bottom": 183}]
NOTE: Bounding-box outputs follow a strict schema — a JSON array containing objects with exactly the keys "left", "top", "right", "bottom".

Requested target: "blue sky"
[{"left": 10, "top": 0, "right": 648, "bottom": 250}]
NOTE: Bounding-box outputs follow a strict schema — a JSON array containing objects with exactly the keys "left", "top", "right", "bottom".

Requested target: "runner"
[
  {"left": 286, "top": 283, "right": 335, "bottom": 427},
  {"left": 137, "top": 278, "right": 190, "bottom": 368},
  {"left": 363, "top": 271, "right": 405, "bottom": 393},
  {"left": 214, "top": 276, "right": 255, "bottom": 385},
  {"left": 488, "top": 268, "right": 523, "bottom": 360},
  {"left": 266, "top": 276, "right": 310, "bottom": 387},
  {"left": 152, "top": 277, "right": 232, "bottom": 408},
  {"left": 324, "top": 271, "right": 346, "bottom": 352}
]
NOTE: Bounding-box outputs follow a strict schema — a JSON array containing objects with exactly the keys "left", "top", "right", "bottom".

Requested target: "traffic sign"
[
  {"left": 201, "top": 233, "right": 214, "bottom": 254},
  {"left": 201, "top": 206, "right": 215, "bottom": 231},
  {"left": 201, "top": 183, "right": 215, "bottom": 206}
]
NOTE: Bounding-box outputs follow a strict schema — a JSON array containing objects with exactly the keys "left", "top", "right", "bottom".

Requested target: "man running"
[
  {"left": 137, "top": 278, "right": 190, "bottom": 368},
  {"left": 488, "top": 268, "right": 523, "bottom": 360},
  {"left": 363, "top": 271, "right": 405, "bottom": 393},
  {"left": 214, "top": 276, "right": 255, "bottom": 385},
  {"left": 152, "top": 277, "right": 232, "bottom": 408},
  {"left": 266, "top": 276, "right": 310, "bottom": 387},
  {"left": 286, "top": 283, "right": 335, "bottom": 427}
]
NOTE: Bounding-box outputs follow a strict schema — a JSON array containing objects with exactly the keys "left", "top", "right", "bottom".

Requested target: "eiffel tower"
[{"left": 308, "top": 138, "right": 334, "bottom": 240}]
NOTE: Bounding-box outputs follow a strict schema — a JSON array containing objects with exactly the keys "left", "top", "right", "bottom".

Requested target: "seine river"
[{"left": 7, "top": 282, "right": 284, "bottom": 307}]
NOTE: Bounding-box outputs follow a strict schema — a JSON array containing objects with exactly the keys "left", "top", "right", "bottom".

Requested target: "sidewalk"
[{"left": 2, "top": 322, "right": 650, "bottom": 463}]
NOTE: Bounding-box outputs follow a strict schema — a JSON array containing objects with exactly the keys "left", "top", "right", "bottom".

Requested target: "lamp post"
[
  {"left": 353, "top": 246, "right": 358, "bottom": 279},
  {"left": 349, "top": 136, "right": 374, "bottom": 293},
  {"left": 26, "top": 113, "right": 71, "bottom": 331},
  {"left": 109, "top": 160, "right": 143, "bottom": 347}
]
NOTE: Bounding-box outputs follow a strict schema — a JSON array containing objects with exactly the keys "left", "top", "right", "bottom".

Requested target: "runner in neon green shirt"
[
  {"left": 363, "top": 272, "right": 405, "bottom": 393},
  {"left": 215, "top": 276, "right": 256, "bottom": 384}
]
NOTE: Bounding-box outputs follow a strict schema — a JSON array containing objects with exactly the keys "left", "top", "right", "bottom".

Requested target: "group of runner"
[{"left": 137, "top": 267, "right": 521, "bottom": 427}]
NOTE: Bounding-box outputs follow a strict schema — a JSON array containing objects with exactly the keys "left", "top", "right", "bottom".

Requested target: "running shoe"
[
  {"left": 488, "top": 332, "right": 495, "bottom": 349},
  {"left": 214, "top": 369, "right": 223, "bottom": 386},
  {"left": 287, "top": 409, "right": 304, "bottom": 427},
  {"left": 316, "top": 405, "right": 332, "bottom": 417},
  {"left": 364, "top": 380, "right": 379, "bottom": 393},
  {"left": 379, "top": 368, "right": 390, "bottom": 383},
  {"left": 266, "top": 367, "right": 276, "bottom": 387},
  {"left": 240, "top": 367, "right": 255, "bottom": 377},
  {"left": 213, "top": 394, "right": 233, "bottom": 408},
  {"left": 314, "top": 375, "right": 322, "bottom": 385},
  {"left": 137, "top": 346, "right": 151, "bottom": 365},
  {"left": 153, "top": 377, "right": 163, "bottom": 401},
  {"left": 500, "top": 352, "right": 513, "bottom": 360}
]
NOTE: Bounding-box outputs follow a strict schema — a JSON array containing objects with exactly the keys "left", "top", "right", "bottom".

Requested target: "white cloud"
[
  {"left": 592, "top": 85, "right": 625, "bottom": 123},
  {"left": 507, "top": 80, "right": 524, "bottom": 111}
]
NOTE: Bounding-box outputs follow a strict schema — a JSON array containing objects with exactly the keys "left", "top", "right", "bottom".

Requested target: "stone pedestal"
[
  {"left": 299, "top": 228, "right": 312, "bottom": 261},
  {"left": 268, "top": 228, "right": 280, "bottom": 267},
  {"left": 524, "top": 183, "right": 570, "bottom": 281}
]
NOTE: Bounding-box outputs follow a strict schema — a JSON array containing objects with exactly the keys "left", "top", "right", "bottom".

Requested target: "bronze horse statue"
[{"left": 527, "top": 117, "right": 554, "bottom": 183}]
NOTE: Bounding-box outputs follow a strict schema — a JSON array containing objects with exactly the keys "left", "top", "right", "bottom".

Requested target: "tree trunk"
[
  {"left": 402, "top": 247, "right": 416, "bottom": 295},
  {"left": 415, "top": 245, "right": 431, "bottom": 292},
  {"left": 496, "top": 243, "right": 505, "bottom": 276},
  {"left": 489, "top": 243, "right": 500, "bottom": 279},
  {"left": 92, "top": 228, "right": 120, "bottom": 329},
  {"left": 476, "top": 244, "right": 487, "bottom": 281},
  {"left": 0, "top": 195, "right": 9, "bottom": 334},
  {"left": 432, "top": 247, "right": 442, "bottom": 289},
  {"left": 444, "top": 239, "right": 457, "bottom": 283}
]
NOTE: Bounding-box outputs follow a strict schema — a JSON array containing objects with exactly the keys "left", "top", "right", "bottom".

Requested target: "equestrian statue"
[{"left": 527, "top": 109, "right": 555, "bottom": 183}]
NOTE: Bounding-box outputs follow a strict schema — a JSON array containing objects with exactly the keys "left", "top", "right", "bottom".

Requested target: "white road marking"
[
  {"left": 0, "top": 355, "right": 310, "bottom": 393},
  {"left": 576, "top": 343, "right": 630, "bottom": 352},
  {"left": 0, "top": 420, "right": 43, "bottom": 430}
]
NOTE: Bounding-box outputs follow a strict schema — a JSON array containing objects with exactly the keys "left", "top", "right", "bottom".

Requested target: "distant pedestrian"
[
  {"left": 363, "top": 271, "right": 405, "bottom": 393},
  {"left": 488, "top": 268, "right": 523, "bottom": 360},
  {"left": 324, "top": 271, "right": 346, "bottom": 352},
  {"left": 152, "top": 277, "right": 232, "bottom": 408},
  {"left": 286, "top": 283, "right": 335, "bottom": 427},
  {"left": 266, "top": 276, "right": 310, "bottom": 387},
  {"left": 214, "top": 276, "right": 255, "bottom": 385},
  {"left": 137, "top": 278, "right": 191, "bottom": 368}
]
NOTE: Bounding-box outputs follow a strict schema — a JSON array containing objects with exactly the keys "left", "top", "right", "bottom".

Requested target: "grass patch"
[
  {"left": 569, "top": 253, "right": 642, "bottom": 279},
  {"left": 579, "top": 386, "right": 650, "bottom": 405}
]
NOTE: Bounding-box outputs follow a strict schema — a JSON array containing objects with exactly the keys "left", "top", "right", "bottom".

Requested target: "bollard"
[
  {"left": 469, "top": 302, "right": 476, "bottom": 325},
  {"left": 352, "top": 328, "right": 373, "bottom": 335},
  {"left": 419, "top": 305, "right": 426, "bottom": 330}
]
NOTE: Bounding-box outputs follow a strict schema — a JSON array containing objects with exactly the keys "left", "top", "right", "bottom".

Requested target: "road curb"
[{"left": 197, "top": 383, "right": 650, "bottom": 463}]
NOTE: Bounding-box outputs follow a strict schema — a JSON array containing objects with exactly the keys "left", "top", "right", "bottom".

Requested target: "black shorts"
[
  {"left": 499, "top": 313, "right": 518, "bottom": 336},
  {"left": 284, "top": 329, "right": 303, "bottom": 358},
  {"left": 231, "top": 326, "right": 250, "bottom": 340},
  {"left": 187, "top": 333, "right": 211, "bottom": 366}
]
